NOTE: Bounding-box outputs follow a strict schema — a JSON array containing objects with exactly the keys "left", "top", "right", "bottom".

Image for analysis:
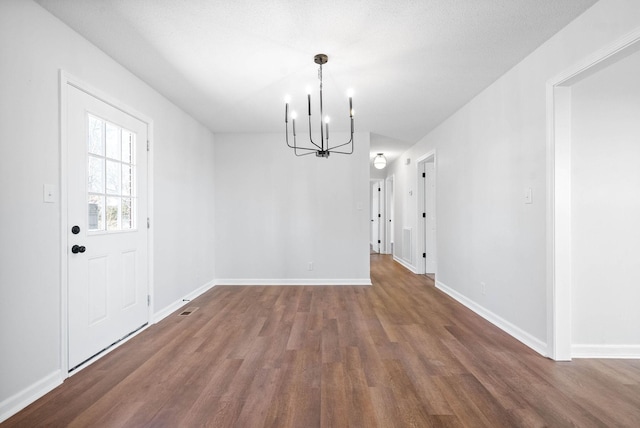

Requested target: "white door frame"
[
  {"left": 60, "top": 71, "right": 154, "bottom": 374},
  {"left": 546, "top": 29, "right": 640, "bottom": 361},
  {"left": 416, "top": 151, "right": 436, "bottom": 276}
]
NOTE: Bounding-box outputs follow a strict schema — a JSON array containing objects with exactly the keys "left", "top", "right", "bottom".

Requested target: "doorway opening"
[{"left": 547, "top": 30, "right": 640, "bottom": 360}]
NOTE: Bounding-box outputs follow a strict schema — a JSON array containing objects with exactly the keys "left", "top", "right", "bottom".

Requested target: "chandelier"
[{"left": 285, "top": 54, "right": 354, "bottom": 158}]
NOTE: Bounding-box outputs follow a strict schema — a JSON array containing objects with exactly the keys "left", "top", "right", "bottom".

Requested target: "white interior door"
[
  {"left": 67, "top": 85, "right": 149, "bottom": 370},
  {"left": 424, "top": 162, "right": 436, "bottom": 273},
  {"left": 385, "top": 176, "right": 394, "bottom": 255},
  {"left": 371, "top": 182, "right": 380, "bottom": 252}
]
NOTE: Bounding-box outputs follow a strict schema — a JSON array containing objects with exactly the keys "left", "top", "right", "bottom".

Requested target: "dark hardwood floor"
[{"left": 4, "top": 254, "right": 640, "bottom": 427}]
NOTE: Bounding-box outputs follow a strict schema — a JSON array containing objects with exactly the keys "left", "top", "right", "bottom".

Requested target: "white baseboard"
[
  {"left": 436, "top": 280, "right": 548, "bottom": 357},
  {"left": 392, "top": 256, "right": 418, "bottom": 274},
  {"left": 153, "top": 279, "right": 216, "bottom": 323},
  {"left": 572, "top": 344, "right": 640, "bottom": 359},
  {"left": 0, "top": 370, "right": 64, "bottom": 423},
  {"left": 214, "top": 278, "right": 372, "bottom": 286}
]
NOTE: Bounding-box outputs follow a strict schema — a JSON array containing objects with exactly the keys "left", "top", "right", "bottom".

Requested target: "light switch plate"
[{"left": 43, "top": 184, "right": 55, "bottom": 203}]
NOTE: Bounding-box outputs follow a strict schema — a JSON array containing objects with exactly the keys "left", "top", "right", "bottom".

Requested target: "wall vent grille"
[
  {"left": 402, "top": 227, "right": 412, "bottom": 264},
  {"left": 179, "top": 307, "right": 199, "bottom": 316}
]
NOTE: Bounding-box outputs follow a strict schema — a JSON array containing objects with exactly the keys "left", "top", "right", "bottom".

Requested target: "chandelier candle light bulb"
[
  {"left": 325, "top": 116, "right": 330, "bottom": 140},
  {"left": 284, "top": 53, "right": 354, "bottom": 158},
  {"left": 291, "top": 111, "right": 297, "bottom": 136}
]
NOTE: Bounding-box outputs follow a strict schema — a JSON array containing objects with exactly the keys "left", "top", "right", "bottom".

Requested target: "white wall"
[
  {"left": 370, "top": 164, "right": 387, "bottom": 180},
  {"left": 571, "top": 49, "right": 640, "bottom": 351},
  {"left": 214, "top": 133, "right": 370, "bottom": 284},
  {"left": 0, "top": 0, "right": 215, "bottom": 418},
  {"left": 385, "top": 0, "right": 640, "bottom": 354}
]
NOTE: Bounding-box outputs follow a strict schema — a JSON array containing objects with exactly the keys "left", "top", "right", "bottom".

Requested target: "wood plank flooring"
[{"left": 4, "top": 254, "right": 640, "bottom": 427}]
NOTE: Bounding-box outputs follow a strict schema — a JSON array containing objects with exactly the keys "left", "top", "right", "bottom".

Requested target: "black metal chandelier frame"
[{"left": 285, "top": 54, "right": 354, "bottom": 158}]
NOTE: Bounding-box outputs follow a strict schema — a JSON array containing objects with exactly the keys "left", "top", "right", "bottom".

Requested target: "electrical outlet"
[
  {"left": 308, "top": 262, "right": 313, "bottom": 271},
  {"left": 481, "top": 281, "right": 486, "bottom": 295}
]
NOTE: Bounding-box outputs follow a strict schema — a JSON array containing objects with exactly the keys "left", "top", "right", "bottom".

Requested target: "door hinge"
[
  {"left": 147, "top": 295, "right": 151, "bottom": 306},
  {"left": 147, "top": 217, "right": 150, "bottom": 229},
  {"left": 378, "top": 213, "right": 381, "bottom": 218},
  {"left": 422, "top": 212, "right": 426, "bottom": 218},
  {"left": 378, "top": 187, "right": 381, "bottom": 191},
  {"left": 422, "top": 172, "right": 426, "bottom": 178},
  {"left": 423, "top": 252, "right": 426, "bottom": 258},
  {"left": 378, "top": 240, "right": 381, "bottom": 244},
  {"left": 147, "top": 140, "right": 150, "bottom": 152}
]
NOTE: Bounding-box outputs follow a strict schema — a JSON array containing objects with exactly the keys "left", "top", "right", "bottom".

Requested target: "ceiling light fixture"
[
  {"left": 373, "top": 153, "right": 387, "bottom": 169},
  {"left": 285, "top": 54, "right": 354, "bottom": 158}
]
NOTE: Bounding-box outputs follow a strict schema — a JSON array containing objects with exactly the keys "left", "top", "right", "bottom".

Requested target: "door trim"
[
  {"left": 546, "top": 28, "right": 640, "bottom": 361},
  {"left": 59, "top": 71, "right": 154, "bottom": 374}
]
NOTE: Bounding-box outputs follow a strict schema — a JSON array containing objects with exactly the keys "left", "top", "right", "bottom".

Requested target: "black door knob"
[
  {"left": 72, "top": 245, "right": 86, "bottom": 254},
  {"left": 71, "top": 225, "right": 80, "bottom": 234}
]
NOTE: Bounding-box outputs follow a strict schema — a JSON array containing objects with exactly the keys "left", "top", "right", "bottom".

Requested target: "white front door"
[{"left": 67, "top": 85, "right": 149, "bottom": 371}]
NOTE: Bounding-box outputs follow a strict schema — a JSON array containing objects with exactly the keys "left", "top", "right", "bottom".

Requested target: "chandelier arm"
[
  {"left": 307, "top": 115, "right": 322, "bottom": 150},
  {"left": 286, "top": 123, "right": 319, "bottom": 153},
  {"left": 327, "top": 141, "right": 353, "bottom": 152},
  {"left": 328, "top": 142, "right": 354, "bottom": 154},
  {"left": 327, "top": 132, "right": 354, "bottom": 151},
  {"left": 294, "top": 149, "right": 316, "bottom": 156},
  {"left": 293, "top": 144, "right": 321, "bottom": 153},
  {"left": 327, "top": 145, "right": 354, "bottom": 154},
  {"left": 292, "top": 144, "right": 318, "bottom": 152},
  {"left": 285, "top": 122, "right": 295, "bottom": 149}
]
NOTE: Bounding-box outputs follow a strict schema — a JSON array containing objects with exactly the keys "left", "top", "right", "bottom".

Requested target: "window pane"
[
  {"left": 105, "top": 122, "right": 120, "bottom": 160},
  {"left": 122, "top": 198, "right": 133, "bottom": 229},
  {"left": 88, "top": 156, "right": 104, "bottom": 193},
  {"left": 106, "top": 160, "right": 121, "bottom": 195},
  {"left": 87, "top": 115, "right": 104, "bottom": 155},
  {"left": 85, "top": 115, "right": 137, "bottom": 233},
  {"left": 88, "top": 195, "right": 104, "bottom": 231},
  {"left": 106, "top": 197, "right": 120, "bottom": 230},
  {"left": 122, "top": 129, "right": 133, "bottom": 164},
  {"left": 122, "top": 165, "right": 133, "bottom": 196}
]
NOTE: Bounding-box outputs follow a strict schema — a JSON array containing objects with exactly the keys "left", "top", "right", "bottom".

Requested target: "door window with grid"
[{"left": 86, "top": 114, "right": 136, "bottom": 231}]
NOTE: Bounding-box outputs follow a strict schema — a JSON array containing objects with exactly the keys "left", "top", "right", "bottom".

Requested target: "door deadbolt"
[{"left": 71, "top": 225, "right": 80, "bottom": 234}]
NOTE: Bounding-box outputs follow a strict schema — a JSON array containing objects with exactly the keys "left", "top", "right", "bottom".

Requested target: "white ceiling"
[{"left": 36, "top": 0, "right": 597, "bottom": 164}]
